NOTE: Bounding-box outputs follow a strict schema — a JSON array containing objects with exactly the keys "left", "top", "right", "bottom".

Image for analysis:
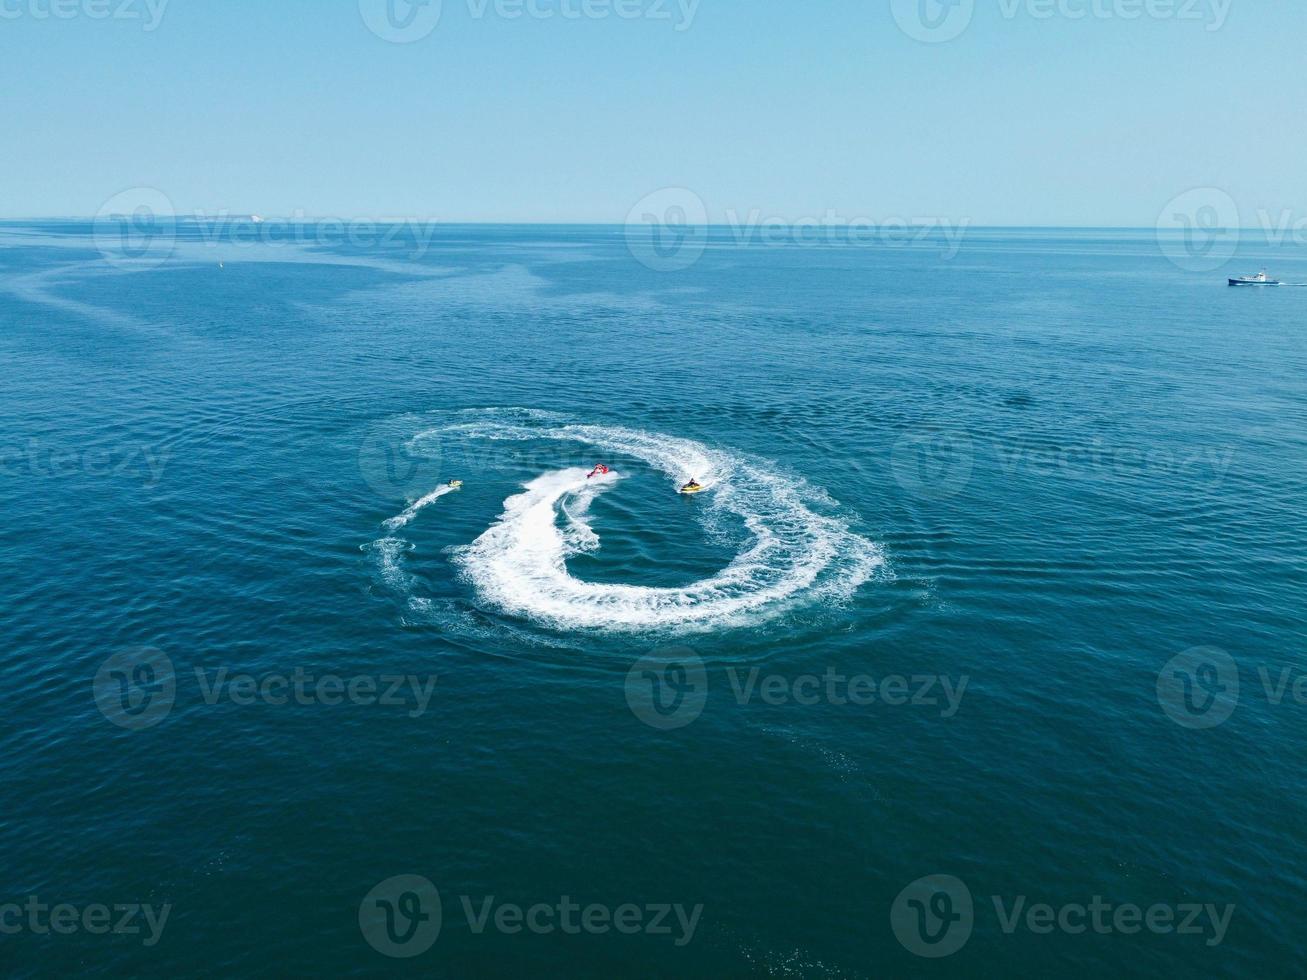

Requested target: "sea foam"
[{"left": 400, "top": 410, "right": 886, "bottom": 634}]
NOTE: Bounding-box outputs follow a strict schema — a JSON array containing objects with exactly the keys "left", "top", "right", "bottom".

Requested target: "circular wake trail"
[{"left": 415, "top": 410, "right": 885, "bottom": 633}]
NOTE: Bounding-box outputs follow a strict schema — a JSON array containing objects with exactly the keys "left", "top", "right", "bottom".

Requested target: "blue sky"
[{"left": 1, "top": 0, "right": 1299, "bottom": 224}]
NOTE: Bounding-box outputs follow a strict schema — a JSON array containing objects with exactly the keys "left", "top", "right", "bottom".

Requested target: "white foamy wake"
[
  {"left": 384, "top": 483, "right": 459, "bottom": 532},
  {"left": 368, "top": 484, "right": 460, "bottom": 594},
  {"left": 368, "top": 535, "right": 415, "bottom": 594},
  {"left": 415, "top": 409, "right": 885, "bottom": 633}
]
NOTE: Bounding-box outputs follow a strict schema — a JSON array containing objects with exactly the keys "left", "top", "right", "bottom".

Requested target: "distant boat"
[{"left": 1229, "top": 269, "right": 1280, "bottom": 286}]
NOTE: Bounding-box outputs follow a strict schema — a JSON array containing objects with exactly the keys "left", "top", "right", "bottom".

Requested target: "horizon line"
[{"left": 0, "top": 218, "right": 1266, "bottom": 231}]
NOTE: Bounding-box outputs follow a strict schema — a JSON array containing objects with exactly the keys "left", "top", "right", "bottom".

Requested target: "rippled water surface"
[{"left": 2, "top": 223, "right": 1305, "bottom": 976}]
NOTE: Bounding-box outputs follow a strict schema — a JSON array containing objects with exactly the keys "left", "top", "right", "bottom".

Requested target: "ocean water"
[{"left": 1, "top": 221, "right": 1305, "bottom": 976}]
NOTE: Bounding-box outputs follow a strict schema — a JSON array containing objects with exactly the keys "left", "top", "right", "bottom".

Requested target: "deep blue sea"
[{"left": 2, "top": 221, "right": 1305, "bottom": 977}]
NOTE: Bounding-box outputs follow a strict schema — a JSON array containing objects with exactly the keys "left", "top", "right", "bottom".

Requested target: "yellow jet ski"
[
  {"left": 448, "top": 480, "right": 463, "bottom": 489},
  {"left": 679, "top": 480, "right": 706, "bottom": 495}
]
